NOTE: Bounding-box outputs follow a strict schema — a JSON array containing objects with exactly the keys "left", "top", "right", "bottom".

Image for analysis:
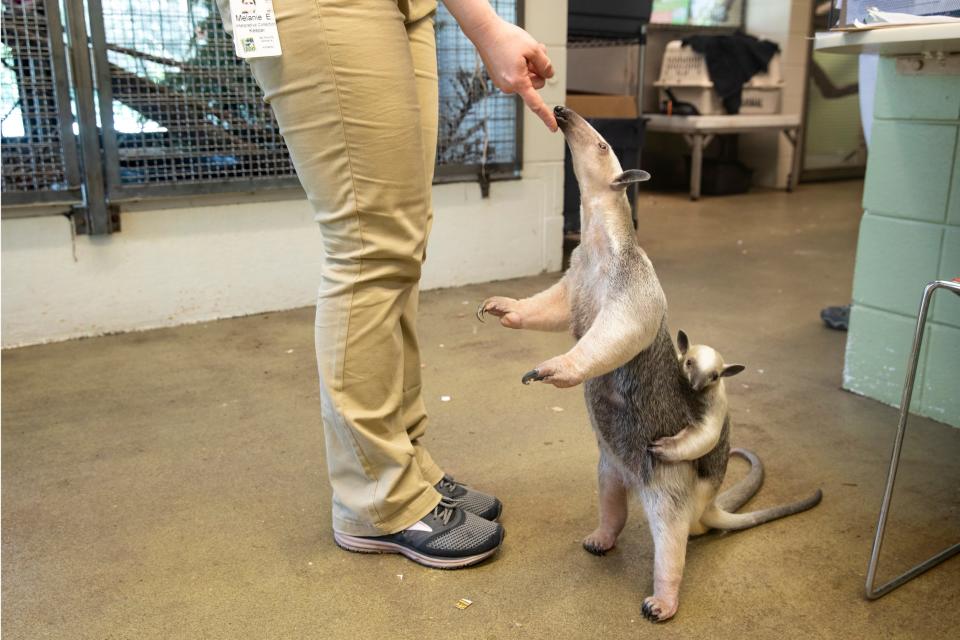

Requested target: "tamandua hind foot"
[
  {"left": 641, "top": 595, "right": 678, "bottom": 623},
  {"left": 582, "top": 528, "right": 618, "bottom": 556}
]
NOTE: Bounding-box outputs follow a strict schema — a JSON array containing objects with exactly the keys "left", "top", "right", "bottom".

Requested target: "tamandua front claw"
[
  {"left": 476, "top": 296, "right": 523, "bottom": 328},
  {"left": 521, "top": 369, "right": 543, "bottom": 385}
]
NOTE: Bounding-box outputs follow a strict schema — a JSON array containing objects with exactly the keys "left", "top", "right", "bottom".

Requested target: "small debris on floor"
[
  {"left": 439, "top": 343, "right": 445, "bottom": 348},
  {"left": 285, "top": 349, "right": 294, "bottom": 354},
  {"left": 757, "top": 369, "right": 765, "bottom": 374},
  {"left": 440, "top": 395, "right": 451, "bottom": 402},
  {"left": 455, "top": 598, "right": 473, "bottom": 610},
  {"left": 397, "top": 574, "right": 404, "bottom": 581},
  {"left": 550, "top": 406, "right": 564, "bottom": 412},
  {"left": 462, "top": 301, "right": 469, "bottom": 305}
]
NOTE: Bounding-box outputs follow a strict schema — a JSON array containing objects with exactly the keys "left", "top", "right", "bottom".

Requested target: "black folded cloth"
[{"left": 681, "top": 31, "right": 780, "bottom": 114}]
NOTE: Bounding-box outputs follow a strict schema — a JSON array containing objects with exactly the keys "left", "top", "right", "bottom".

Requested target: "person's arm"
[{"left": 442, "top": 0, "right": 557, "bottom": 131}]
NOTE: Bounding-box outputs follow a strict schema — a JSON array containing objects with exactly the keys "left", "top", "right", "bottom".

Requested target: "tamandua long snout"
[{"left": 554, "top": 106, "right": 650, "bottom": 201}]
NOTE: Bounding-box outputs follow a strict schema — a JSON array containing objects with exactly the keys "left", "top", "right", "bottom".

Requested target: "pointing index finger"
[{"left": 519, "top": 83, "right": 557, "bottom": 131}]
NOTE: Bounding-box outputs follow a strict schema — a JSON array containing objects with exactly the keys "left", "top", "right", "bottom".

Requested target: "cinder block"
[
  {"left": 949, "top": 133, "right": 960, "bottom": 226},
  {"left": 523, "top": 0, "right": 567, "bottom": 46},
  {"left": 863, "top": 121, "right": 955, "bottom": 223},
  {"left": 844, "top": 305, "right": 927, "bottom": 412},
  {"left": 874, "top": 56, "right": 960, "bottom": 121},
  {"left": 852, "top": 213, "right": 943, "bottom": 316},
  {"left": 933, "top": 227, "right": 960, "bottom": 328},
  {"left": 920, "top": 323, "right": 960, "bottom": 427}
]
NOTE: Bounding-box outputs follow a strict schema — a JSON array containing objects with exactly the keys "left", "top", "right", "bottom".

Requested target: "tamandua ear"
[
  {"left": 677, "top": 330, "right": 689, "bottom": 355},
  {"left": 721, "top": 364, "right": 745, "bottom": 378},
  {"left": 610, "top": 169, "right": 651, "bottom": 190}
]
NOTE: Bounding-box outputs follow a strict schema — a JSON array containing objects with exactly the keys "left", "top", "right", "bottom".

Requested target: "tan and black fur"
[{"left": 478, "top": 106, "right": 821, "bottom": 623}]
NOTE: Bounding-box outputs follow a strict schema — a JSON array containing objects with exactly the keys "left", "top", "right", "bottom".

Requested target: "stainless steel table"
[{"left": 643, "top": 113, "right": 803, "bottom": 200}]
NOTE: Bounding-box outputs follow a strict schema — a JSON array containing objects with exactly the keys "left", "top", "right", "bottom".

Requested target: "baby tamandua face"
[{"left": 676, "top": 330, "right": 745, "bottom": 392}]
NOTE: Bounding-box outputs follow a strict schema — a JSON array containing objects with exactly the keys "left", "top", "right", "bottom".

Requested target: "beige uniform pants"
[{"left": 218, "top": 0, "right": 444, "bottom": 536}]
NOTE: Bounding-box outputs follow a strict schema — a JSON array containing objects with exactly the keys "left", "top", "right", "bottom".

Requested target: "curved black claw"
[
  {"left": 582, "top": 541, "right": 608, "bottom": 557},
  {"left": 521, "top": 369, "right": 542, "bottom": 385},
  {"left": 641, "top": 600, "right": 661, "bottom": 623},
  {"left": 476, "top": 302, "right": 486, "bottom": 323}
]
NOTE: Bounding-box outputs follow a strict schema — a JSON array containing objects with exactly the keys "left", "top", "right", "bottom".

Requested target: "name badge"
[{"left": 229, "top": 0, "right": 282, "bottom": 58}]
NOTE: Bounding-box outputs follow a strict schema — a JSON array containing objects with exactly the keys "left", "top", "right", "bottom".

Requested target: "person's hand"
[{"left": 472, "top": 18, "right": 557, "bottom": 131}]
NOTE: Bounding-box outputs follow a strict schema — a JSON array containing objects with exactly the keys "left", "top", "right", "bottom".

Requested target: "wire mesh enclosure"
[
  {"left": 1, "top": 0, "right": 80, "bottom": 200},
  {"left": 96, "top": 0, "right": 298, "bottom": 192},
  {"left": 1, "top": 0, "right": 522, "bottom": 217},
  {"left": 435, "top": 0, "right": 521, "bottom": 177},
  {"left": 92, "top": 0, "right": 520, "bottom": 193}
]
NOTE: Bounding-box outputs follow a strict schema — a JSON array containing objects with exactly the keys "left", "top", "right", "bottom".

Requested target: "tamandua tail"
[
  {"left": 703, "top": 447, "right": 822, "bottom": 531},
  {"left": 714, "top": 447, "right": 765, "bottom": 512}
]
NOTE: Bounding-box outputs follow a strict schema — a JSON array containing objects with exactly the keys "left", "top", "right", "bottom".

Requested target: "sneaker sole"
[{"left": 333, "top": 531, "right": 501, "bottom": 570}]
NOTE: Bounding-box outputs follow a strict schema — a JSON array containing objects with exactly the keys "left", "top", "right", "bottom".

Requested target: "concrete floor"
[{"left": 3, "top": 181, "right": 959, "bottom": 639}]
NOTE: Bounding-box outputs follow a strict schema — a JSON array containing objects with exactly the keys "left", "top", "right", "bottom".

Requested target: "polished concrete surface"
[{"left": 3, "top": 181, "right": 959, "bottom": 639}]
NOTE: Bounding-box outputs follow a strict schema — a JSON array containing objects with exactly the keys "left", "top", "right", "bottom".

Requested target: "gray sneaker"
[
  {"left": 333, "top": 498, "right": 504, "bottom": 569},
  {"left": 435, "top": 475, "right": 503, "bottom": 521}
]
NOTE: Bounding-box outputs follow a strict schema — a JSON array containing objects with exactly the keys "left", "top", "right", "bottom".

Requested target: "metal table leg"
[
  {"left": 684, "top": 133, "right": 712, "bottom": 201},
  {"left": 865, "top": 279, "right": 960, "bottom": 600},
  {"left": 783, "top": 127, "right": 802, "bottom": 192},
  {"left": 690, "top": 133, "right": 703, "bottom": 201}
]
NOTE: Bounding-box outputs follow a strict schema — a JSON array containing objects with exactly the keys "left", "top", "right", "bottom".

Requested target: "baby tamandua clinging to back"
[{"left": 650, "top": 330, "right": 745, "bottom": 462}]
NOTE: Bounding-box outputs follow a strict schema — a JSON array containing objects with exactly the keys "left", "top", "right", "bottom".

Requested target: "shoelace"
[
  {"left": 430, "top": 497, "right": 459, "bottom": 526},
  {"left": 436, "top": 475, "right": 463, "bottom": 493}
]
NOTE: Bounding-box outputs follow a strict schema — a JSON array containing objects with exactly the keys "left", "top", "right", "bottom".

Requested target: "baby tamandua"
[{"left": 650, "top": 330, "right": 745, "bottom": 462}]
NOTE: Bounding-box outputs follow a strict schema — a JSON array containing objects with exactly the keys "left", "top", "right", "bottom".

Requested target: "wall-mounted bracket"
[
  {"left": 896, "top": 52, "right": 960, "bottom": 76},
  {"left": 72, "top": 203, "right": 121, "bottom": 235}
]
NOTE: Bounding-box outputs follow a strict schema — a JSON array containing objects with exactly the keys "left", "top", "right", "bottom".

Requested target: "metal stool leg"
[{"left": 865, "top": 279, "right": 960, "bottom": 600}]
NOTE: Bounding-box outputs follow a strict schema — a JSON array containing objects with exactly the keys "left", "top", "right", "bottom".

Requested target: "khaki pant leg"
[
  {"left": 218, "top": 0, "right": 442, "bottom": 536},
  {"left": 399, "top": 6, "right": 443, "bottom": 485}
]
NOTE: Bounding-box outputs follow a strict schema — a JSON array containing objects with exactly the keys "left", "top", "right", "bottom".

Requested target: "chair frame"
[{"left": 865, "top": 279, "right": 960, "bottom": 600}]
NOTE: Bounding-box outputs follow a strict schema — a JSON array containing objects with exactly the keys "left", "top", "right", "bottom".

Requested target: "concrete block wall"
[{"left": 843, "top": 57, "right": 960, "bottom": 427}]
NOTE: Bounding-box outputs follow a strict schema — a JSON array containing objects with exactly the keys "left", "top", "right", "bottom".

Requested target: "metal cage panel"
[
  {"left": 435, "top": 0, "right": 521, "bottom": 176},
  {"left": 1, "top": 0, "right": 81, "bottom": 202},
  {"left": 95, "top": 0, "right": 297, "bottom": 193}
]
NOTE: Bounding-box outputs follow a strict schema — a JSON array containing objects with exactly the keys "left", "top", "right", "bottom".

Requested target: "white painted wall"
[
  {"left": 742, "top": 0, "right": 813, "bottom": 188},
  {"left": 0, "top": 1, "right": 567, "bottom": 349}
]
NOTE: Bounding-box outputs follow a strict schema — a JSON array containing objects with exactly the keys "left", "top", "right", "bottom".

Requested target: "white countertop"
[
  {"left": 814, "top": 23, "right": 960, "bottom": 55},
  {"left": 643, "top": 113, "right": 801, "bottom": 133}
]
